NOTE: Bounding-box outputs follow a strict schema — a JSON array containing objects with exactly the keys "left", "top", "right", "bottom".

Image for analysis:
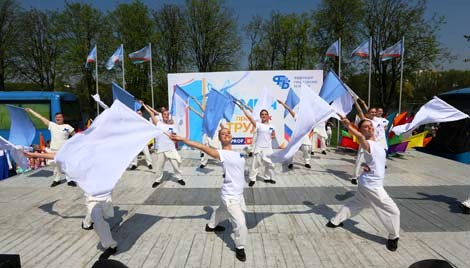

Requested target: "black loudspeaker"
[
  {"left": 408, "top": 259, "right": 453, "bottom": 268},
  {"left": 0, "top": 254, "right": 21, "bottom": 268}
]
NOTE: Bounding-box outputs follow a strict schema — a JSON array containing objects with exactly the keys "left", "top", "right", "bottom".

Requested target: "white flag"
[
  {"left": 268, "top": 83, "right": 335, "bottom": 163},
  {"left": 55, "top": 100, "right": 162, "bottom": 196},
  {"left": 392, "top": 96, "right": 468, "bottom": 135},
  {"left": 331, "top": 90, "right": 354, "bottom": 119},
  {"left": 253, "top": 86, "right": 275, "bottom": 121}
]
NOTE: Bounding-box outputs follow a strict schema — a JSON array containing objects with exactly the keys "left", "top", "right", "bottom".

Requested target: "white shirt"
[
  {"left": 155, "top": 122, "right": 176, "bottom": 152},
  {"left": 219, "top": 150, "right": 245, "bottom": 198},
  {"left": 48, "top": 122, "right": 74, "bottom": 151},
  {"left": 359, "top": 140, "right": 386, "bottom": 188},
  {"left": 255, "top": 122, "right": 274, "bottom": 148},
  {"left": 372, "top": 117, "right": 388, "bottom": 149}
]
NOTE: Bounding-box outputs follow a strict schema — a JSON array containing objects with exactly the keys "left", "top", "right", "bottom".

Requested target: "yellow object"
[{"left": 405, "top": 131, "right": 428, "bottom": 149}]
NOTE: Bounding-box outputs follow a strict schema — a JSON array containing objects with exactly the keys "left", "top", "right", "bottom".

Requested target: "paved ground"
[{"left": 0, "top": 148, "right": 469, "bottom": 267}]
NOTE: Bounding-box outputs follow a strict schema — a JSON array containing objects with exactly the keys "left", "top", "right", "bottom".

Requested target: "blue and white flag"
[
  {"left": 380, "top": 40, "right": 403, "bottom": 61},
  {"left": 112, "top": 82, "right": 140, "bottom": 111},
  {"left": 7, "top": 105, "right": 36, "bottom": 146},
  {"left": 325, "top": 40, "right": 339, "bottom": 57},
  {"left": 319, "top": 70, "right": 348, "bottom": 103},
  {"left": 284, "top": 88, "right": 300, "bottom": 118},
  {"left": 203, "top": 89, "right": 232, "bottom": 138},
  {"left": 106, "top": 45, "right": 123, "bottom": 70},
  {"left": 170, "top": 85, "right": 190, "bottom": 120},
  {"left": 351, "top": 39, "right": 370, "bottom": 58},
  {"left": 222, "top": 91, "right": 237, "bottom": 122},
  {"left": 129, "top": 45, "right": 151, "bottom": 64},
  {"left": 85, "top": 45, "right": 97, "bottom": 68}
]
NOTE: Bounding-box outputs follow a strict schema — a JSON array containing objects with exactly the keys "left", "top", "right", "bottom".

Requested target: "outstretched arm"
[
  {"left": 171, "top": 134, "right": 220, "bottom": 160},
  {"left": 25, "top": 108, "right": 50, "bottom": 127},
  {"left": 237, "top": 102, "right": 256, "bottom": 127},
  {"left": 24, "top": 151, "right": 55, "bottom": 160},
  {"left": 277, "top": 99, "right": 295, "bottom": 118},
  {"left": 337, "top": 114, "right": 370, "bottom": 153},
  {"left": 359, "top": 99, "right": 369, "bottom": 111}
]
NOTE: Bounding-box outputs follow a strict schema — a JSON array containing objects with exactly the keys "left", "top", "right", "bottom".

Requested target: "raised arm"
[
  {"left": 25, "top": 108, "right": 50, "bottom": 127},
  {"left": 359, "top": 99, "right": 369, "bottom": 111},
  {"left": 171, "top": 134, "right": 220, "bottom": 160},
  {"left": 142, "top": 103, "right": 158, "bottom": 125},
  {"left": 354, "top": 99, "right": 366, "bottom": 120},
  {"left": 338, "top": 114, "right": 370, "bottom": 153},
  {"left": 188, "top": 106, "right": 204, "bottom": 119},
  {"left": 237, "top": 102, "right": 256, "bottom": 127},
  {"left": 277, "top": 99, "right": 295, "bottom": 118}
]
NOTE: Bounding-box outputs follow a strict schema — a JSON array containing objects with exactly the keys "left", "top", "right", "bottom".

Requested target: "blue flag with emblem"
[{"left": 112, "top": 82, "right": 141, "bottom": 111}]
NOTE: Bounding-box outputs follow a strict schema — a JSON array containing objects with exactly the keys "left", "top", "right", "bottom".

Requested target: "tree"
[
  {"left": 312, "top": 0, "right": 364, "bottom": 76},
  {"left": 0, "top": 0, "right": 20, "bottom": 90},
  {"left": 361, "top": 0, "right": 448, "bottom": 110},
  {"left": 13, "top": 9, "right": 60, "bottom": 90},
  {"left": 244, "top": 12, "right": 316, "bottom": 70},
  {"left": 109, "top": 0, "right": 154, "bottom": 101},
  {"left": 185, "top": 0, "right": 241, "bottom": 72},
  {"left": 54, "top": 2, "right": 111, "bottom": 115}
]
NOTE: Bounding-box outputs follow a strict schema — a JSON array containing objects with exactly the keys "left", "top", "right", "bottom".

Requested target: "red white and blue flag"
[
  {"left": 106, "top": 45, "right": 123, "bottom": 70},
  {"left": 380, "top": 40, "right": 403, "bottom": 61},
  {"left": 325, "top": 40, "right": 339, "bottom": 57},
  {"left": 128, "top": 45, "right": 151, "bottom": 64},
  {"left": 351, "top": 40, "right": 370, "bottom": 58},
  {"left": 85, "top": 45, "right": 97, "bottom": 68}
]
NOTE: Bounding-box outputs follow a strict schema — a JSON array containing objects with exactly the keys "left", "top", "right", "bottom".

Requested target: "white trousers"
[
  {"left": 287, "top": 144, "right": 311, "bottom": 165},
  {"left": 249, "top": 147, "right": 274, "bottom": 181},
  {"left": 131, "top": 145, "right": 153, "bottom": 167},
  {"left": 50, "top": 149, "right": 63, "bottom": 182},
  {"left": 312, "top": 134, "right": 327, "bottom": 152},
  {"left": 154, "top": 151, "right": 182, "bottom": 183},
  {"left": 209, "top": 196, "right": 248, "bottom": 249},
  {"left": 83, "top": 197, "right": 117, "bottom": 249},
  {"left": 353, "top": 148, "right": 365, "bottom": 179},
  {"left": 331, "top": 186, "right": 400, "bottom": 239}
]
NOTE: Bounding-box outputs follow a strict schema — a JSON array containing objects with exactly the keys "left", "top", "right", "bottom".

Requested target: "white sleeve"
[{"left": 218, "top": 150, "right": 225, "bottom": 163}]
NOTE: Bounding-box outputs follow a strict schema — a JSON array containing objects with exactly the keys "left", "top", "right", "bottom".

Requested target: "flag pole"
[
  {"left": 368, "top": 36, "right": 372, "bottom": 107},
  {"left": 95, "top": 45, "right": 99, "bottom": 115},
  {"left": 149, "top": 43, "right": 155, "bottom": 109},
  {"left": 398, "top": 36, "right": 404, "bottom": 114},
  {"left": 121, "top": 44, "right": 126, "bottom": 89},
  {"left": 337, "top": 37, "right": 341, "bottom": 148}
]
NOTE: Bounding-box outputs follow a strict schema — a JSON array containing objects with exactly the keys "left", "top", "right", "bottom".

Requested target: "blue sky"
[{"left": 20, "top": 0, "right": 470, "bottom": 70}]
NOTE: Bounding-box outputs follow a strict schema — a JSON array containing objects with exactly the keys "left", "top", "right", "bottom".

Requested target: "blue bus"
[{"left": 0, "top": 91, "right": 83, "bottom": 145}]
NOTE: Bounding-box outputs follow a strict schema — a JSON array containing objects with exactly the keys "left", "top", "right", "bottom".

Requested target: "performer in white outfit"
[
  {"left": 24, "top": 151, "right": 118, "bottom": 259},
  {"left": 25, "top": 108, "right": 76, "bottom": 187},
  {"left": 277, "top": 99, "right": 313, "bottom": 169},
  {"left": 171, "top": 128, "right": 248, "bottom": 262},
  {"left": 129, "top": 109, "right": 153, "bottom": 170},
  {"left": 145, "top": 105, "right": 185, "bottom": 188},
  {"left": 239, "top": 104, "right": 276, "bottom": 186},
  {"left": 351, "top": 99, "right": 387, "bottom": 185},
  {"left": 327, "top": 115, "right": 400, "bottom": 252}
]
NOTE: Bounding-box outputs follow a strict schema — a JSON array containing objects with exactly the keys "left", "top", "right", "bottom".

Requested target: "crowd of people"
[{"left": 3, "top": 95, "right": 467, "bottom": 264}]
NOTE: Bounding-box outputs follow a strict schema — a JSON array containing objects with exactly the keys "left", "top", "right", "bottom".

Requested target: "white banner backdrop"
[{"left": 168, "top": 70, "right": 323, "bottom": 149}]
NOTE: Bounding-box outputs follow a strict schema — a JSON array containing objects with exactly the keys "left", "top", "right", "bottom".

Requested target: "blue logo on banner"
[{"left": 273, "top": 75, "right": 290, "bottom": 89}]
